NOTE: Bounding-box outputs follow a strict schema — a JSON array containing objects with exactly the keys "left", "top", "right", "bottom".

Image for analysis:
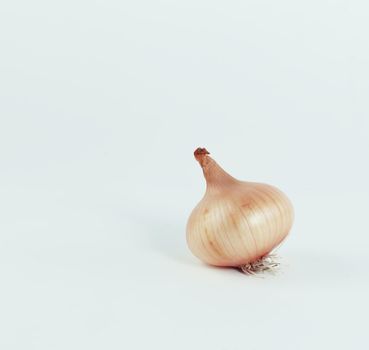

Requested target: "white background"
[{"left": 1, "top": 1, "right": 369, "bottom": 349}]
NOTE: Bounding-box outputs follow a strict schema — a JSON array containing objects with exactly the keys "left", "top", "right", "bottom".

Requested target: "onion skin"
[{"left": 186, "top": 148, "right": 294, "bottom": 267}]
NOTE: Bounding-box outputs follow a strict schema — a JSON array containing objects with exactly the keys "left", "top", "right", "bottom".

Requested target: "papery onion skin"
[{"left": 186, "top": 148, "right": 294, "bottom": 267}]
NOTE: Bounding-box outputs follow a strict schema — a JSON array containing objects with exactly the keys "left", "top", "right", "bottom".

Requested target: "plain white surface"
[{"left": 1, "top": 1, "right": 369, "bottom": 349}]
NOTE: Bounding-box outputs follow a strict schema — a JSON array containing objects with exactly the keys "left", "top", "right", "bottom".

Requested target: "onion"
[{"left": 186, "top": 148, "right": 294, "bottom": 274}]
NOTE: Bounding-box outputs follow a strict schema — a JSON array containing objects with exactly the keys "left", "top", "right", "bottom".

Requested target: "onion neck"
[{"left": 194, "top": 148, "right": 238, "bottom": 191}]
